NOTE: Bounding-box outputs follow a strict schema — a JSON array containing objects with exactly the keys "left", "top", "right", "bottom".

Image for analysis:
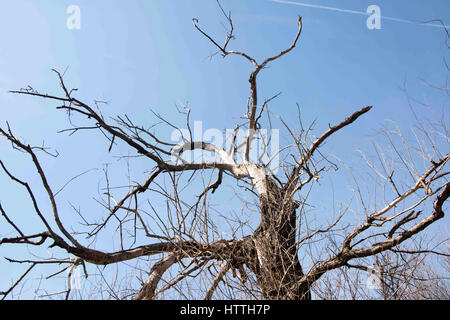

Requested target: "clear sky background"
[{"left": 0, "top": 0, "right": 449, "bottom": 299}]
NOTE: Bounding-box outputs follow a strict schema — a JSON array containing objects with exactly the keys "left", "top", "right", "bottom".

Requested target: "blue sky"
[{"left": 0, "top": 0, "right": 449, "bottom": 298}]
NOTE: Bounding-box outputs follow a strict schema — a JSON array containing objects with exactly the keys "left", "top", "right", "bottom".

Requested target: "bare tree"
[{"left": 1, "top": 3, "right": 449, "bottom": 300}]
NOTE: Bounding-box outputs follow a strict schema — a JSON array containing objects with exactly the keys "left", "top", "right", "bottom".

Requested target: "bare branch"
[{"left": 134, "top": 254, "right": 179, "bottom": 300}]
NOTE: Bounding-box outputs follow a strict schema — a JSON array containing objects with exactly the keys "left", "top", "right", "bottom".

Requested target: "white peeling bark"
[
  {"left": 245, "top": 164, "right": 268, "bottom": 196},
  {"left": 231, "top": 163, "right": 268, "bottom": 196}
]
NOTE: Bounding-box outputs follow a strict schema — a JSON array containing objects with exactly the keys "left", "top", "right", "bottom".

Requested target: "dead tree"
[{"left": 1, "top": 3, "right": 449, "bottom": 300}]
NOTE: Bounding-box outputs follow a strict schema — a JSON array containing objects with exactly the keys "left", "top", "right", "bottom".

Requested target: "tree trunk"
[{"left": 247, "top": 178, "right": 311, "bottom": 300}]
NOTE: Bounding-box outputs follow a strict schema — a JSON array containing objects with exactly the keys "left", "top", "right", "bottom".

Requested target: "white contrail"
[{"left": 270, "top": 0, "right": 449, "bottom": 29}]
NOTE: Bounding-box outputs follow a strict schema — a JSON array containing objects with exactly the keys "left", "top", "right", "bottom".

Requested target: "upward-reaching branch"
[
  {"left": 287, "top": 105, "right": 373, "bottom": 187},
  {"left": 193, "top": 7, "right": 302, "bottom": 163},
  {"left": 244, "top": 16, "right": 303, "bottom": 162}
]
